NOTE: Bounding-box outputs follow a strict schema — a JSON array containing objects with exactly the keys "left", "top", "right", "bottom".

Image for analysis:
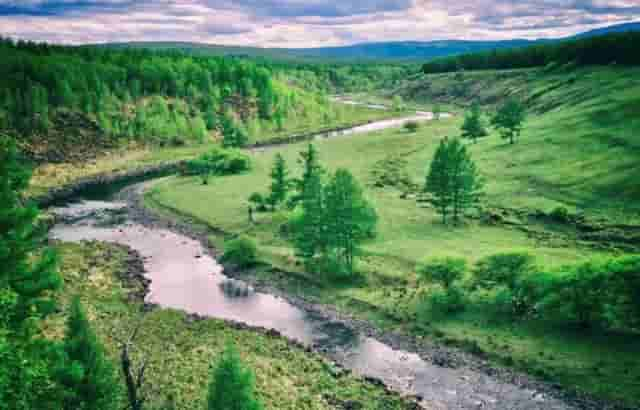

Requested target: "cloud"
[{"left": 0, "top": 0, "right": 639, "bottom": 46}]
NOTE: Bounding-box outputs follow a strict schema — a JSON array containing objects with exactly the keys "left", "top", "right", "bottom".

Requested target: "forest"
[
  {"left": 0, "top": 38, "right": 411, "bottom": 163},
  {"left": 422, "top": 31, "right": 640, "bottom": 74}
]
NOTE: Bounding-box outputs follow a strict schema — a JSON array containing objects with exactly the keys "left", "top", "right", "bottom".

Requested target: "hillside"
[{"left": 393, "top": 65, "right": 640, "bottom": 220}]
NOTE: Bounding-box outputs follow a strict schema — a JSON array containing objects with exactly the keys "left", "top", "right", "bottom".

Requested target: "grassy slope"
[
  {"left": 397, "top": 65, "right": 640, "bottom": 220},
  {"left": 46, "top": 241, "right": 414, "bottom": 410},
  {"left": 145, "top": 65, "right": 640, "bottom": 405}
]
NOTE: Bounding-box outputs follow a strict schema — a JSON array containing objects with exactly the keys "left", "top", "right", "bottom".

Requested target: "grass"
[
  {"left": 145, "top": 65, "right": 640, "bottom": 406},
  {"left": 45, "top": 241, "right": 415, "bottom": 410},
  {"left": 28, "top": 101, "right": 399, "bottom": 200}
]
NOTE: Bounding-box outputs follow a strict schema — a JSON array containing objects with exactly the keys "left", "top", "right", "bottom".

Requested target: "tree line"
[
  {"left": 0, "top": 37, "right": 328, "bottom": 148},
  {"left": 0, "top": 137, "right": 263, "bottom": 410},
  {"left": 422, "top": 31, "right": 640, "bottom": 74}
]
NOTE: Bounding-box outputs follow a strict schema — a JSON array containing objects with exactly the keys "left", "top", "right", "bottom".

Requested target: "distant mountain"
[
  {"left": 103, "top": 21, "right": 640, "bottom": 62},
  {"left": 572, "top": 21, "right": 640, "bottom": 39}
]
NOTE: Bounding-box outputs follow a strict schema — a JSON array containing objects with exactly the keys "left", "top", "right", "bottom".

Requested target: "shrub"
[
  {"left": 540, "top": 256, "right": 640, "bottom": 331},
  {"left": 182, "top": 147, "right": 251, "bottom": 178},
  {"left": 417, "top": 257, "right": 467, "bottom": 289},
  {"left": 404, "top": 121, "right": 420, "bottom": 133},
  {"left": 220, "top": 236, "right": 258, "bottom": 268},
  {"left": 248, "top": 192, "right": 267, "bottom": 212},
  {"left": 473, "top": 252, "right": 535, "bottom": 290},
  {"left": 418, "top": 285, "right": 466, "bottom": 320},
  {"left": 549, "top": 206, "right": 571, "bottom": 223}
]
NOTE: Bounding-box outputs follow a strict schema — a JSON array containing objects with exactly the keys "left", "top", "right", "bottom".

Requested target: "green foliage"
[
  {"left": 391, "top": 95, "right": 405, "bottom": 112},
  {"left": 417, "top": 257, "right": 467, "bottom": 289},
  {"left": 0, "top": 137, "right": 63, "bottom": 410},
  {"left": 289, "top": 146, "right": 376, "bottom": 276},
  {"left": 491, "top": 98, "right": 526, "bottom": 144},
  {"left": 220, "top": 236, "right": 258, "bottom": 269},
  {"left": 403, "top": 121, "right": 420, "bottom": 133},
  {"left": 460, "top": 103, "right": 488, "bottom": 143},
  {"left": 248, "top": 192, "right": 267, "bottom": 212},
  {"left": 58, "top": 297, "right": 120, "bottom": 410},
  {"left": 221, "top": 114, "right": 249, "bottom": 148},
  {"left": 423, "top": 31, "right": 640, "bottom": 74},
  {"left": 425, "top": 138, "right": 484, "bottom": 224},
  {"left": 322, "top": 169, "right": 378, "bottom": 275},
  {"left": 418, "top": 285, "right": 466, "bottom": 320},
  {"left": 183, "top": 148, "right": 251, "bottom": 184},
  {"left": 473, "top": 252, "right": 536, "bottom": 290},
  {"left": 207, "top": 343, "right": 263, "bottom": 410},
  {"left": 267, "top": 153, "right": 290, "bottom": 210},
  {"left": 0, "top": 137, "right": 60, "bottom": 328}
]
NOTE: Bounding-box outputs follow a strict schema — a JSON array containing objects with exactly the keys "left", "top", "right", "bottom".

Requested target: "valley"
[{"left": 2, "top": 21, "right": 639, "bottom": 410}]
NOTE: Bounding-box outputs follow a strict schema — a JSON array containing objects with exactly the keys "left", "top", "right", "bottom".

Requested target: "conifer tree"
[
  {"left": 447, "top": 139, "right": 484, "bottom": 222},
  {"left": 425, "top": 138, "right": 483, "bottom": 224},
  {"left": 207, "top": 343, "right": 263, "bottom": 410},
  {"left": 267, "top": 153, "right": 289, "bottom": 210},
  {"left": 0, "top": 137, "right": 60, "bottom": 327},
  {"left": 0, "top": 137, "right": 62, "bottom": 409},
  {"left": 59, "top": 296, "right": 120, "bottom": 410},
  {"left": 290, "top": 145, "right": 326, "bottom": 269},
  {"left": 491, "top": 98, "right": 526, "bottom": 144},
  {"left": 323, "top": 169, "right": 377, "bottom": 274},
  {"left": 461, "top": 103, "right": 488, "bottom": 143},
  {"left": 425, "top": 138, "right": 452, "bottom": 224}
]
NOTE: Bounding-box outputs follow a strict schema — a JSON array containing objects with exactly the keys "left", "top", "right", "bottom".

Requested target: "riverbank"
[
  {"left": 138, "top": 181, "right": 637, "bottom": 410},
  {"left": 46, "top": 239, "right": 420, "bottom": 410}
]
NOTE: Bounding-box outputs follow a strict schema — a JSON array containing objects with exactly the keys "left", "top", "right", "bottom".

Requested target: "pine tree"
[
  {"left": 425, "top": 138, "right": 483, "bottom": 225},
  {"left": 461, "top": 103, "right": 487, "bottom": 143},
  {"left": 0, "top": 137, "right": 60, "bottom": 327},
  {"left": 323, "top": 169, "right": 377, "bottom": 274},
  {"left": 425, "top": 138, "right": 452, "bottom": 224},
  {"left": 290, "top": 145, "right": 326, "bottom": 269},
  {"left": 447, "top": 139, "right": 484, "bottom": 222},
  {"left": 491, "top": 98, "right": 526, "bottom": 144},
  {"left": 207, "top": 343, "right": 263, "bottom": 410},
  {"left": 0, "top": 137, "right": 62, "bottom": 409},
  {"left": 59, "top": 296, "right": 120, "bottom": 410},
  {"left": 267, "top": 153, "right": 289, "bottom": 210}
]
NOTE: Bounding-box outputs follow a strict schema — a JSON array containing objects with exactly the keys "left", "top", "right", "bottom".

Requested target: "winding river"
[{"left": 49, "top": 112, "right": 576, "bottom": 410}]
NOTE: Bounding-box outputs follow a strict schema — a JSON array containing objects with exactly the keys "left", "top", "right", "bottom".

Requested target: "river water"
[{"left": 48, "top": 110, "right": 573, "bottom": 410}]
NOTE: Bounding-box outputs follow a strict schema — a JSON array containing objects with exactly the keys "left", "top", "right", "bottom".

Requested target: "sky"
[{"left": 0, "top": 0, "right": 639, "bottom": 47}]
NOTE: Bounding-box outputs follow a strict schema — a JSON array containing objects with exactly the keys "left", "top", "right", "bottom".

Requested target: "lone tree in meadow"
[
  {"left": 491, "top": 98, "right": 526, "bottom": 144},
  {"left": 461, "top": 103, "right": 488, "bottom": 143},
  {"left": 323, "top": 169, "right": 377, "bottom": 275},
  {"left": 59, "top": 296, "right": 121, "bottom": 410},
  {"left": 432, "top": 104, "right": 442, "bottom": 120},
  {"left": 425, "top": 138, "right": 483, "bottom": 224},
  {"left": 207, "top": 343, "right": 263, "bottom": 410},
  {"left": 267, "top": 153, "right": 290, "bottom": 210}
]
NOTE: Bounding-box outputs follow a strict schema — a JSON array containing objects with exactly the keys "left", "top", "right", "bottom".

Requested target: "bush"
[
  {"left": 540, "top": 256, "right": 640, "bottom": 331},
  {"left": 220, "top": 236, "right": 258, "bottom": 268},
  {"left": 417, "top": 257, "right": 467, "bottom": 289},
  {"left": 473, "top": 252, "right": 535, "bottom": 290},
  {"left": 404, "top": 121, "right": 420, "bottom": 133},
  {"left": 549, "top": 206, "right": 571, "bottom": 223},
  {"left": 418, "top": 285, "right": 466, "bottom": 320},
  {"left": 248, "top": 192, "right": 267, "bottom": 212},
  {"left": 182, "top": 147, "right": 251, "bottom": 178}
]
